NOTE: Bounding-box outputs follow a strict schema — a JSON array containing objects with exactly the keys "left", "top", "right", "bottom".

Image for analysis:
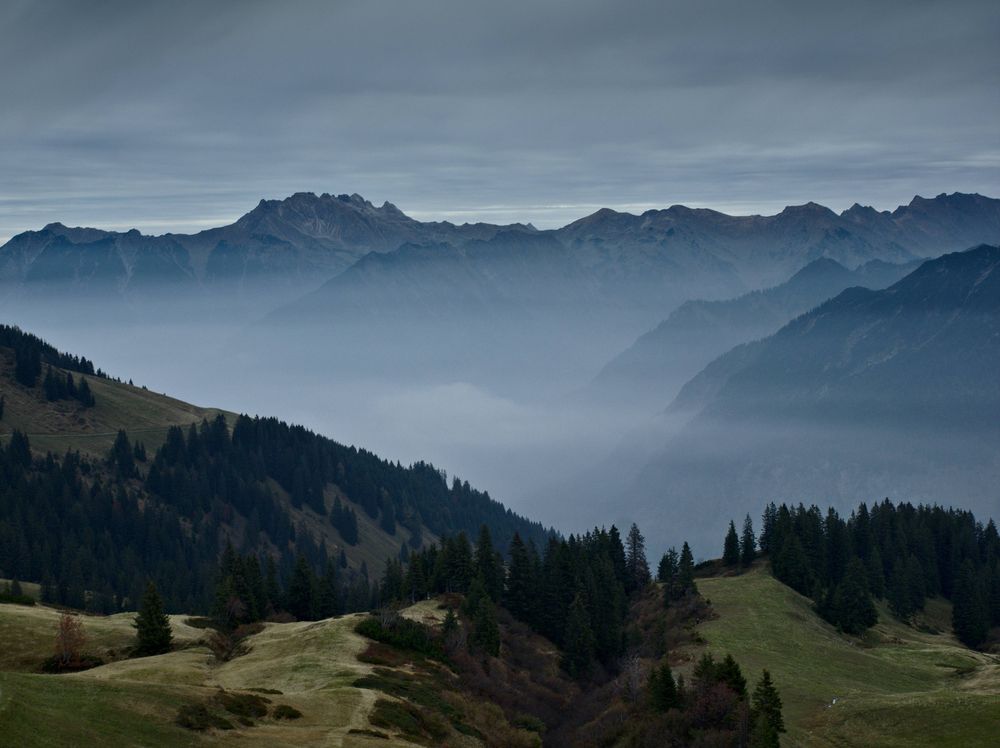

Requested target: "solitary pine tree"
[
  {"left": 723, "top": 521, "right": 741, "bottom": 567},
  {"left": 133, "top": 582, "right": 172, "bottom": 656},
  {"left": 750, "top": 669, "right": 785, "bottom": 748},
  {"left": 741, "top": 514, "right": 756, "bottom": 568}
]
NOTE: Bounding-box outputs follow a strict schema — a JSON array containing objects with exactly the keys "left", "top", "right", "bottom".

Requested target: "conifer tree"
[
  {"left": 759, "top": 502, "right": 778, "bottom": 555},
  {"left": 469, "top": 597, "right": 500, "bottom": 657},
  {"left": 474, "top": 524, "right": 503, "bottom": 602},
  {"left": 865, "top": 545, "right": 885, "bottom": 599},
  {"left": 829, "top": 557, "right": 877, "bottom": 634},
  {"left": 562, "top": 593, "right": 596, "bottom": 679},
  {"left": 678, "top": 542, "right": 698, "bottom": 597},
  {"left": 505, "top": 533, "right": 537, "bottom": 624},
  {"left": 462, "top": 574, "right": 489, "bottom": 618},
  {"left": 625, "top": 523, "right": 651, "bottom": 593},
  {"left": 317, "top": 561, "right": 339, "bottom": 618},
  {"left": 717, "top": 653, "right": 748, "bottom": 697},
  {"left": 133, "top": 581, "right": 172, "bottom": 656},
  {"left": 750, "top": 669, "right": 784, "bottom": 748},
  {"left": 772, "top": 534, "right": 812, "bottom": 596},
  {"left": 723, "top": 520, "right": 741, "bottom": 567},
  {"left": 952, "top": 560, "right": 989, "bottom": 648},
  {"left": 741, "top": 514, "right": 756, "bottom": 568},
  {"left": 286, "top": 556, "right": 316, "bottom": 621},
  {"left": 648, "top": 661, "right": 681, "bottom": 711}
]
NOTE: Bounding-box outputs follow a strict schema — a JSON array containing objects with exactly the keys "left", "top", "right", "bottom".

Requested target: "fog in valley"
[{"left": 3, "top": 192, "right": 998, "bottom": 555}]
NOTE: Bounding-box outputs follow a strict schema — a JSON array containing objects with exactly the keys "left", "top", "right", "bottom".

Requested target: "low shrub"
[
  {"left": 272, "top": 704, "right": 303, "bottom": 720},
  {"left": 175, "top": 703, "right": 234, "bottom": 731},
  {"left": 214, "top": 690, "right": 270, "bottom": 719},
  {"left": 40, "top": 653, "right": 104, "bottom": 673},
  {"left": 355, "top": 614, "right": 444, "bottom": 660}
]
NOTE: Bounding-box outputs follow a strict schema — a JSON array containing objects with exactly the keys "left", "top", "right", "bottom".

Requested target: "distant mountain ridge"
[
  {"left": 0, "top": 192, "right": 537, "bottom": 300},
  {"left": 1, "top": 191, "right": 997, "bottom": 309},
  {"left": 622, "top": 244, "right": 1000, "bottom": 549},
  {"left": 591, "top": 255, "right": 921, "bottom": 406}
]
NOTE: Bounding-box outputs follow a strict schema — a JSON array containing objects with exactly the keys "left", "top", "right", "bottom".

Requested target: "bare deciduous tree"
[{"left": 55, "top": 613, "right": 86, "bottom": 668}]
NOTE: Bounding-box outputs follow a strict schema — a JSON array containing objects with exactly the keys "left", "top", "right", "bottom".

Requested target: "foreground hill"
[
  {"left": 2, "top": 555, "right": 995, "bottom": 746},
  {"left": 0, "top": 325, "right": 550, "bottom": 613},
  {"left": 689, "top": 566, "right": 1000, "bottom": 747},
  {"left": 623, "top": 244, "right": 1000, "bottom": 549}
]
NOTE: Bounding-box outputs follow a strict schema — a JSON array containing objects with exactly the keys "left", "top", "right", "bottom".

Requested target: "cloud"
[{"left": 1, "top": 0, "right": 998, "bottom": 241}]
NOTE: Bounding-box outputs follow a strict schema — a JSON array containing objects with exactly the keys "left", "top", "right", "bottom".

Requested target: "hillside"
[
  {"left": 592, "top": 256, "right": 917, "bottom": 406},
  {"left": 689, "top": 566, "right": 1000, "bottom": 747},
  {"left": 0, "top": 603, "right": 397, "bottom": 747},
  {"left": 622, "top": 245, "right": 1000, "bottom": 550},
  {"left": 0, "top": 325, "right": 551, "bottom": 615}
]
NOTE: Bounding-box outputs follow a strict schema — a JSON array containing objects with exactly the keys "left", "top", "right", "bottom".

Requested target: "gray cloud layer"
[{"left": 2, "top": 0, "right": 998, "bottom": 241}]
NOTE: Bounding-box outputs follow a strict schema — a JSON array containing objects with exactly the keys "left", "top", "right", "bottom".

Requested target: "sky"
[{"left": 1, "top": 0, "right": 998, "bottom": 243}]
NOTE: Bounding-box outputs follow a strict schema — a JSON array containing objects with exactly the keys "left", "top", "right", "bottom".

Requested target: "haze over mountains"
[
  {"left": 1, "top": 190, "right": 998, "bottom": 549},
  {"left": 592, "top": 255, "right": 920, "bottom": 408},
  {"left": 618, "top": 244, "right": 1000, "bottom": 549}
]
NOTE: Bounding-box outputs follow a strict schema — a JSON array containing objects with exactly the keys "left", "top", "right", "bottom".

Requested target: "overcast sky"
[{"left": 1, "top": 0, "right": 998, "bottom": 243}]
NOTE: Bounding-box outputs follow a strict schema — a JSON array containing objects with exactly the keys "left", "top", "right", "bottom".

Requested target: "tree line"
[
  {"left": 0, "top": 324, "right": 101, "bottom": 387},
  {"left": 724, "top": 500, "right": 1000, "bottom": 647},
  {"left": 0, "top": 411, "right": 548, "bottom": 617}
]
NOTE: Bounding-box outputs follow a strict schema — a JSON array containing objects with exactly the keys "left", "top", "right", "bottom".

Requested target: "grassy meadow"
[{"left": 688, "top": 565, "right": 1000, "bottom": 746}]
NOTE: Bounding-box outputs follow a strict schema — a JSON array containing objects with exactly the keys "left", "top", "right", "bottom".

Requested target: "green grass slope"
[
  {"left": 0, "top": 351, "right": 231, "bottom": 456},
  {"left": 689, "top": 565, "right": 1000, "bottom": 747},
  {"left": 0, "top": 602, "right": 393, "bottom": 747}
]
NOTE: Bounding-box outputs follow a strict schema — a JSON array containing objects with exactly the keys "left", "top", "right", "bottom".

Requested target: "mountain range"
[
  {"left": 620, "top": 244, "right": 1000, "bottom": 549},
  {"left": 591, "top": 255, "right": 920, "bottom": 407},
  {"left": 2, "top": 191, "right": 998, "bottom": 323}
]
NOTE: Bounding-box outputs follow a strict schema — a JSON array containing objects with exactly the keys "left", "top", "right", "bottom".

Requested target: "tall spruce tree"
[
  {"left": 741, "top": 514, "right": 757, "bottom": 568},
  {"left": 772, "top": 534, "right": 812, "bottom": 596},
  {"left": 625, "top": 523, "right": 651, "bottom": 593},
  {"left": 504, "top": 533, "right": 537, "bottom": 625},
  {"left": 750, "top": 669, "right": 785, "bottom": 748},
  {"left": 133, "top": 581, "right": 172, "bottom": 656},
  {"left": 474, "top": 524, "right": 503, "bottom": 602},
  {"left": 952, "top": 560, "right": 989, "bottom": 648},
  {"left": 678, "top": 542, "right": 698, "bottom": 597},
  {"left": 469, "top": 597, "right": 500, "bottom": 657},
  {"left": 286, "top": 556, "right": 316, "bottom": 621},
  {"left": 648, "top": 661, "right": 681, "bottom": 711},
  {"left": 562, "top": 593, "right": 596, "bottom": 679},
  {"left": 723, "top": 520, "right": 741, "bottom": 567},
  {"left": 829, "top": 557, "right": 877, "bottom": 634}
]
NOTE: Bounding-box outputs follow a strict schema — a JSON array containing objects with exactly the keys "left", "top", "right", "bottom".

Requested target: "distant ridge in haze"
[
  {"left": 623, "top": 244, "right": 1000, "bottom": 550},
  {"left": 0, "top": 191, "right": 997, "bottom": 308},
  {"left": 591, "top": 256, "right": 920, "bottom": 407}
]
